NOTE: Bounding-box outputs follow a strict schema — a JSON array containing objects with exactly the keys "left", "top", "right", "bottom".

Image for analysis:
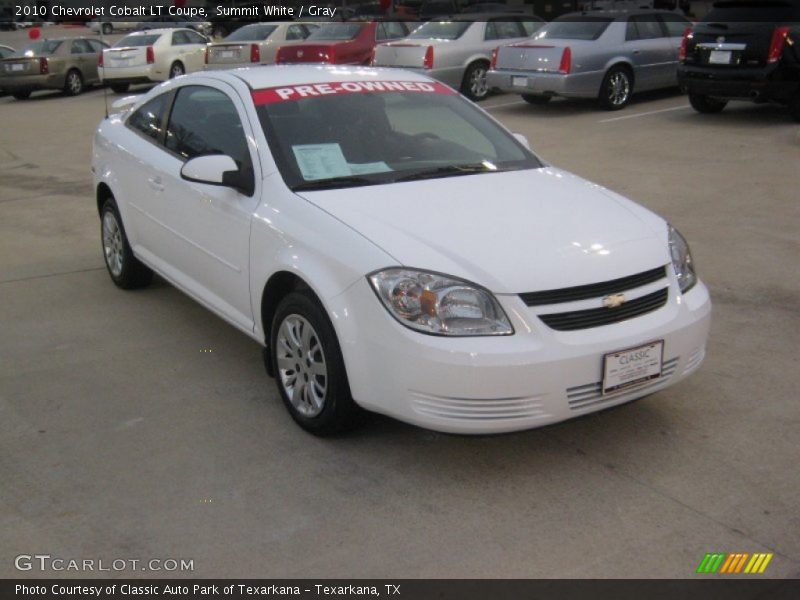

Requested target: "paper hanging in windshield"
[
  {"left": 252, "top": 80, "right": 456, "bottom": 105},
  {"left": 292, "top": 144, "right": 392, "bottom": 181}
]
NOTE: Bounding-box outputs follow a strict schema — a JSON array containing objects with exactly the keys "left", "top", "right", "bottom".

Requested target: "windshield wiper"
[
  {"left": 291, "top": 176, "right": 376, "bottom": 192},
  {"left": 394, "top": 163, "right": 505, "bottom": 183}
]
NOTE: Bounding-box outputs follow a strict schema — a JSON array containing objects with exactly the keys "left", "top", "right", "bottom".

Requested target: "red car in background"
[{"left": 275, "top": 21, "right": 412, "bottom": 66}]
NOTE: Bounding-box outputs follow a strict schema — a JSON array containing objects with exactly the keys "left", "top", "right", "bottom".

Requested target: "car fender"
[
  {"left": 461, "top": 51, "right": 491, "bottom": 72},
  {"left": 248, "top": 181, "right": 395, "bottom": 345}
]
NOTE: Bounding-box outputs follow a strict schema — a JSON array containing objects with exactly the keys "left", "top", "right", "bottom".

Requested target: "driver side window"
[{"left": 165, "top": 85, "right": 251, "bottom": 169}]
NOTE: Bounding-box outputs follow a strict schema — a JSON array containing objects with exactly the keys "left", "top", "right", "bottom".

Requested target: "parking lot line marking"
[
  {"left": 484, "top": 100, "right": 528, "bottom": 110},
  {"left": 599, "top": 105, "right": 691, "bottom": 123}
]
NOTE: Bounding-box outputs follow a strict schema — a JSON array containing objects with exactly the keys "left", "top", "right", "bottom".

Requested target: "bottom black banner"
[{"left": 3, "top": 579, "right": 800, "bottom": 600}]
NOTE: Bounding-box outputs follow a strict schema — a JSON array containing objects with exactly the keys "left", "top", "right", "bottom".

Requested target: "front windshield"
[
  {"left": 11, "top": 40, "right": 62, "bottom": 57},
  {"left": 536, "top": 17, "right": 613, "bottom": 41},
  {"left": 408, "top": 21, "right": 472, "bottom": 40},
  {"left": 255, "top": 81, "right": 541, "bottom": 190},
  {"left": 306, "top": 23, "right": 364, "bottom": 41},
  {"left": 225, "top": 24, "right": 277, "bottom": 42},
  {"left": 116, "top": 34, "right": 161, "bottom": 47}
]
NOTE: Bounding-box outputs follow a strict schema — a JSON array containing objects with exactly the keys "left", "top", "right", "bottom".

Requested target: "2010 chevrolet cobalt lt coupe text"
[{"left": 93, "top": 66, "right": 711, "bottom": 435}]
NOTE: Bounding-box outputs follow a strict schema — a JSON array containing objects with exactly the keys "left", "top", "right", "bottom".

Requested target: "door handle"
[{"left": 147, "top": 177, "right": 164, "bottom": 192}]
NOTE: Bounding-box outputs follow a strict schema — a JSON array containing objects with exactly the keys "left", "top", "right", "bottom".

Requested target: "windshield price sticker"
[{"left": 252, "top": 80, "right": 456, "bottom": 105}]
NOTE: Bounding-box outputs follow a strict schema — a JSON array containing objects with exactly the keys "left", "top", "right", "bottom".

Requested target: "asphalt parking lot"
[{"left": 1, "top": 27, "right": 799, "bottom": 579}]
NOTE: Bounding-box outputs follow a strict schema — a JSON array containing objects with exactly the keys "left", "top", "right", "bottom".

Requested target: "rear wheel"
[
  {"left": 12, "top": 90, "right": 31, "bottom": 100},
  {"left": 169, "top": 61, "right": 185, "bottom": 79},
  {"left": 271, "top": 291, "right": 363, "bottom": 435},
  {"left": 461, "top": 61, "right": 490, "bottom": 101},
  {"left": 688, "top": 93, "right": 728, "bottom": 114},
  {"left": 100, "top": 198, "right": 153, "bottom": 289},
  {"left": 63, "top": 69, "right": 84, "bottom": 96},
  {"left": 598, "top": 66, "right": 633, "bottom": 110},
  {"left": 522, "top": 94, "right": 552, "bottom": 105},
  {"left": 110, "top": 83, "right": 130, "bottom": 94}
]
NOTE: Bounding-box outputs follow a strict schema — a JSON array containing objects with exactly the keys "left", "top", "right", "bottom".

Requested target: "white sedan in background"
[
  {"left": 205, "top": 22, "right": 319, "bottom": 70},
  {"left": 99, "top": 28, "right": 209, "bottom": 93},
  {"left": 92, "top": 66, "right": 711, "bottom": 435}
]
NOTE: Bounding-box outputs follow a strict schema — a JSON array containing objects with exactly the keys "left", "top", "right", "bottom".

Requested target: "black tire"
[
  {"left": 110, "top": 83, "right": 130, "bottom": 94},
  {"left": 102, "top": 23, "right": 113, "bottom": 35},
  {"left": 461, "top": 61, "right": 491, "bottom": 101},
  {"left": 688, "top": 93, "right": 728, "bottom": 114},
  {"left": 790, "top": 93, "right": 800, "bottom": 123},
  {"left": 169, "top": 61, "right": 185, "bottom": 79},
  {"left": 100, "top": 198, "right": 153, "bottom": 290},
  {"left": 63, "top": 69, "right": 84, "bottom": 96},
  {"left": 270, "top": 290, "right": 363, "bottom": 435},
  {"left": 12, "top": 90, "right": 31, "bottom": 100},
  {"left": 522, "top": 94, "right": 552, "bottom": 105},
  {"left": 598, "top": 65, "right": 633, "bottom": 111}
]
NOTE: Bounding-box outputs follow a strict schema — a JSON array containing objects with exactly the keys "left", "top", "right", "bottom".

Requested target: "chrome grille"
[
  {"left": 410, "top": 391, "right": 547, "bottom": 421},
  {"left": 539, "top": 288, "right": 669, "bottom": 331},
  {"left": 566, "top": 357, "right": 679, "bottom": 411},
  {"left": 519, "top": 266, "right": 667, "bottom": 306}
]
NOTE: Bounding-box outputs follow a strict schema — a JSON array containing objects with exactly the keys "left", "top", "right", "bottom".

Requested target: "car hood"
[{"left": 296, "top": 168, "right": 669, "bottom": 294}]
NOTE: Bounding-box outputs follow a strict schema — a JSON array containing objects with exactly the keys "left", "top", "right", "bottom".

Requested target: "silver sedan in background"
[
  {"left": 372, "top": 14, "right": 544, "bottom": 100},
  {"left": 487, "top": 9, "right": 691, "bottom": 110},
  {"left": 205, "top": 22, "right": 319, "bottom": 70}
]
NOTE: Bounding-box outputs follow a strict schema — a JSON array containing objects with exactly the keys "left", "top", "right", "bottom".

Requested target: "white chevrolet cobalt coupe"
[{"left": 92, "top": 66, "right": 711, "bottom": 435}]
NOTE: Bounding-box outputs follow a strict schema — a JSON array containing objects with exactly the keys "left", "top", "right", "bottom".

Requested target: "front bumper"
[
  {"left": 487, "top": 69, "right": 602, "bottom": 99},
  {"left": 678, "top": 64, "right": 799, "bottom": 103},
  {"left": 330, "top": 275, "right": 711, "bottom": 434},
  {"left": 0, "top": 72, "right": 66, "bottom": 92}
]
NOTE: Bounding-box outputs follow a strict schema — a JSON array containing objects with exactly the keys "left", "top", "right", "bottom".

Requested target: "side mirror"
[
  {"left": 513, "top": 133, "right": 530, "bottom": 149},
  {"left": 180, "top": 155, "right": 254, "bottom": 196}
]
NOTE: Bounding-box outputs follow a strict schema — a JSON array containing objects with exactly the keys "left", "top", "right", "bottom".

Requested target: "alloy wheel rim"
[
  {"left": 470, "top": 66, "right": 488, "bottom": 98},
  {"left": 68, "top": 73, "right": 81, "bottom": 94},
  {"left": 276, "top": 315, "right": 328, "bottom": 418},
  {"left": 608, "top": 72, "right": 630, "bottom": 106},
  {"left": 102, "top": 211, "right": 124, "bottom": 277}
]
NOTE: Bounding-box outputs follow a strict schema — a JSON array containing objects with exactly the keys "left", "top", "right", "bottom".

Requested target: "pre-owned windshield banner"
[{"left": 251, "top": 80, "right": 457, "bottom": 105}]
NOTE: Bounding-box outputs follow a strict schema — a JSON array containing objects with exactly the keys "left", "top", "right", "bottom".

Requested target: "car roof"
[
  {"left": 202, "top": 65, "right": 432, "bottom": 90},
  {"left": 122, "top": 28, "right": 193, "bottom": 36}
]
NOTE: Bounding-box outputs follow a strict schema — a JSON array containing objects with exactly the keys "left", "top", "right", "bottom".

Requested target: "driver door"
[{"left": 153, "top": 82, "right": 261, "bottom": 332}]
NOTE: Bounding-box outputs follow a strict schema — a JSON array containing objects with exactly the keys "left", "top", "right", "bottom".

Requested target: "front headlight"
[
  {"left": 668, "top": 224, "right": 697, "bottom": 293},
  {"left": 368, "top": 268, "right": 514, "bottom": 336}
]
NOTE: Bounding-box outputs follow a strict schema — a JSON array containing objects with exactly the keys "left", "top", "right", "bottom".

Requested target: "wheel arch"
[
  {"left": 96, "top": 181, "right": 114, "bottom": 216},
  {"left": 260, "top": 271, "right": 313, "bottom": 376}
]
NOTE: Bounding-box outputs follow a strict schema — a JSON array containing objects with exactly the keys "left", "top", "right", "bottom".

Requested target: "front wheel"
[
  {"left": 100, "top": 199, "right": 153, "bottom": 289},
  {"left": 271, "top": 291, "right": 363, "bottom": 435},
  {"left": 461, "top": 61, "right": 490, "bottom": 101},
  {"left": 598, "top": 66, "right": 633, "bottom": 110},
  {"left": 688, "top": 93, "right": 728, "bottom": 114},
  {"left": 12, "top": 90, "right": 31, "bottom": 100}
]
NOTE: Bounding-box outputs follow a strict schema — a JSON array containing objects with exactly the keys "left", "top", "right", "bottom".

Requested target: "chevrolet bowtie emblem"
[{"left": 603, "top": 293, "right": 626, "bottom": 309}]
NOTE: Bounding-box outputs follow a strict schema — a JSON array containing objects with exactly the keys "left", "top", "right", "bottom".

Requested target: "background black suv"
[{"left": 678, "top": 0, "right": 800, "bottom": 121}]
